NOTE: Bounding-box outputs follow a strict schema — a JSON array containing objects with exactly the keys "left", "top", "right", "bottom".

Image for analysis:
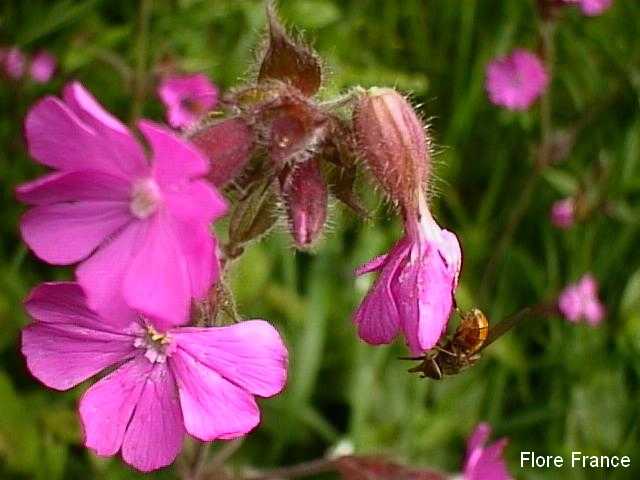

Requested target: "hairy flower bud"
[
  {"left": 189, "top": 118, "right": 253, "bottom": 187},
  {"left": 280, "top": 159, "right": 328, "bottom": 248},
  {"left": 353, "top": 88, "right": 428, "bottom": 208},
  {"left": 258, "top": 2, "right": 322, "bottom": 96}
]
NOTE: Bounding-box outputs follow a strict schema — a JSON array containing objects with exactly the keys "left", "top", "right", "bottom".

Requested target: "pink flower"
[
  {"left": 464, "top": 423, "right": 512, "bottom": 480},
  {"left": 485, "top": 49, "right": 549, "bottom": 111},
  {"left": 558, "top": 274, "right": 605, "bottom": 325},
  {"left": 30, "top": 50, "right": 57, "bottom": 83},
  {"left": 353, "top": 196, "right": 462, "bottom": 355},
  {"left": 4, "top": 47, "right": 25, "bottom": 79},
  {"left": 21, "top": 282, "right": 288, "bottom": 472},
  {"left": 17, "top": 82, "right": 227, "bottom": 328},
  {"left": 563, "top": 0, "right": 612, "bottom": 16},
  {"left": 158, "top": 74, "right": 219, "bottom": 129},
  {"left": 550, "top": 198, "right": 575, "bottom": 229}
]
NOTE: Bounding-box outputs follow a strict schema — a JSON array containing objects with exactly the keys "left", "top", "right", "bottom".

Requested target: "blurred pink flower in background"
[
  {"left": 4, "top": 47, "right": 25, "bottom": 79},
  {"left": 563, "top": 0, "right": 613, "bottom": 16},
  {"left": 17, "top": 82, "right": 227, "bottom": 327},
  {"left": 550, "top": 198, "right": 575, "bottom": 229},
  {"left": 354, "top": 199, "right": 462, "bottom": 355},
  {"left": 558, "top": 274, "right": 605, "bottom": 325},
  {"left": 21, "top": 282, "right": 288, "bottom": 472},
  {"left": 158, "top": 73, "right": 219, "bottom": 128},
  {"left": 485, "top": 49, "right": 549, "bottom": 111},
  {"left": 464, "top": 423, "right": 512, "bottom": 480},
  {"left": 30, "top": 50, "right": 57, "bottom": 83}
]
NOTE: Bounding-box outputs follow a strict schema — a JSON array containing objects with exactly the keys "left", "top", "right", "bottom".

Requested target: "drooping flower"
[
  {"left": 353, "top": 88, "right": 461, "bottom": 354},
  {"left": 550, "top": 198, "right": 575, "bottom": 229},
  {"left": 485, "top": 49, "right": 549, "bottom": 111},
  {"left": 558, "top": 274, "right": 605, "bottom": 325},
  {"left": 4, "top": 47, "right": 25, "bottom": 79},
  {"left": 30, "top": 51, "right": 57, "bottom": 83},
  {"left": 562, "top": 0, "right": 613, "bottom": 16},
  {"left": 21, "top": 282, "right": 288, "bottom": 472},
  {"left": 18, "top": 82, "right": 227, "bottom": 328},
  {"left": 158, "top": 73, "right": 219, "bottom": 129},
  {"left": 463, "top": 423, "right": 512, "bottom": 480},
  {"left": 354, "top": 195, "right": 462, "bottom": 355}
]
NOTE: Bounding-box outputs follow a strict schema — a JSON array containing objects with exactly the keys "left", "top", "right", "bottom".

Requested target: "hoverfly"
[{"left": 404, "top": 308, "right": 489, "bottom": 380}]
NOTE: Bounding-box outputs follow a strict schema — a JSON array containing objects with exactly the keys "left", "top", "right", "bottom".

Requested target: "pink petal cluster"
[
  {"left": 22, "top": 282, "right": 288, "bottom": 472},
  {"left": 158, "top": 73, "right": 219, "bottom": 128},
  {"left": 354, "top": 198, "right": 462, "bottom": 355},
  {"left": 464, "top": 423, "right": 512, "bottom": 480},
  {"left": 30, "top": 51, "right": 57, "bottom": 83},
  {"left": 17, "top": 82, "right": 227, "bottom": 327},
  {"left": 563, "top": 0, "right": 613, "bottom": 16},
  {"left": 558, "top": 274, "right": 605, "bottom": 325},
  {"left": 3, "top": 46, "right": 25, "bottom": 79},
  {"left": 485, "top": 49, "right": 549, "bottom": 111},
  {"left": 550, "top": 198, "right": 575, "bottom": 229}
]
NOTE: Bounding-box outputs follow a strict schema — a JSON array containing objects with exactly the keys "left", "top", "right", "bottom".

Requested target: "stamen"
[{"left": 130, "top": 178, "right": 162, "bottom": 219}]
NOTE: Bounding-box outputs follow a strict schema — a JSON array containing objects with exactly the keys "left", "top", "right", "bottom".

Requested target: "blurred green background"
[{"left": 2, "top": 1, "right": 640, "bottom": 479}]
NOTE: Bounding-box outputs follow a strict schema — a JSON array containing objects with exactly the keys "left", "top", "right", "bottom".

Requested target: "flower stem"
[
  {"left": 130, "top": 0, "right": 152, "bottom": 122},
  {"left": 243, "top": 458, "right": 337, "bottom": 480}
]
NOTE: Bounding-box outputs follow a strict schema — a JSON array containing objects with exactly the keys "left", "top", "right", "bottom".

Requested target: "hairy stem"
[{"left": 243, "top": 458, "right": 337, "bottom": 480}]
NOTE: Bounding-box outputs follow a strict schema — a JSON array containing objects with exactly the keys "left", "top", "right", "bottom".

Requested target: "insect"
[{"left": 404, "top": 308, "right": 489, "bottom": 380}]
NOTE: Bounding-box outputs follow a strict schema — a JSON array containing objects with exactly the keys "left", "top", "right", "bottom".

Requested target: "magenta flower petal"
[
  {"left": 16, "top": 170, "right": 130, "bottom": 205},
  {"left": 464, "top": 423, "right": 512, "bottom": 480},
  {"left": 20, "top": 201, "right": 132, "bottom": 264},
  {"left": 25, "top": 95, "right": 143, "bottom": 178},
  {"left": 173, "top": 320, "right": 288, "bottom": 397},
  {"left": 123, "top": 216, "right": 192, "bottom": 328},
  {"left": 354, "top": 214, "right": 461, "bottom": 355},
  {"left": 170, "top": 348, "right": 261, "bottom": 441},
  {"left": 76, "top": 221, "right": 148, "bottom": 322},
  {"left": 353, "top": 238, "right": 410, "bottom": 345},
  {"left": 29, "top": 51, "right": 56, "bottom": 83},
  {"left": 121, "top": 365, "right": 185, "bottom": 472},
  {"left": 21, "top": 283, "right": 136, "bottom": 390},
  {"left": 485, "top": 49, "right": 549, "bottom": 111},
  {"left": 80, "top": 357, "right": 152, "bottom": 457},
  {"left": 158, "top": 73, "right": 219, "bottom": 129},
  {"left": 63, "top": 82, "right": 148, "bottom": 178},
  {"left": 139, "top": 120, "right": 210, "bottom": 185}
]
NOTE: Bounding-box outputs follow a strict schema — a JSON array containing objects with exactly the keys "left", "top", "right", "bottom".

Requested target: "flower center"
[
  {"left": 130, "top": 178, "right": 162, "bottom": 219},
  {"left": 134, "top": 325, "right": 175, "bottom": 364}
]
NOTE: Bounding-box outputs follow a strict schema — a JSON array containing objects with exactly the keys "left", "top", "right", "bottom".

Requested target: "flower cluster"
[
  {"left": 1, "top": 46, "right": 56, "bottom": 83},
  {"left": 18, "top": 82, "right": 288, "bottom": 471}
]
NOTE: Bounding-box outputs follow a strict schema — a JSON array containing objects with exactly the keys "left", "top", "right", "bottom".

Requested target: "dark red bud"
[
  {"left": 189, "top": 118, "right": 253, "bottom": 187},
  {"left": 267, "top": 102, "right": 328, "bottom": 167},
  {"left": 280, "top": 159, "right": 328, "bottom": 248},
  {"left": 353, "top": 88, "right": 429, "bottom": 208},
  {"left": 258, "top": 2, "right": 322, "bottom": 96}
]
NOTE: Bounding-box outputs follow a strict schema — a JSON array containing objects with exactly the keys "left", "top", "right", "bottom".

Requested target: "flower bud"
[
  {"left": 280, "top": 159, "right": 328, "bottom": 248},
  {"left": 353, "top": 88, "right": 428, "bottom": 208},
  {"left": 189, "top": 118, "right": 253, "bottom": 187},
  {"left": 550, "top": 198, "right": 575, "bottom": 229}
]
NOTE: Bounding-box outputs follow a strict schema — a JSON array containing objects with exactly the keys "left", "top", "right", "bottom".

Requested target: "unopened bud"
[
  {"left": 280, "top": 159, "right": 328, "bottom": 248},
  {"left": 189, "top": 118, "right": 253, "bottom": 187},
  {"left": 353, "top": 88, "right": 429, "bottom": 208},
  {"left": 258, "top": 2, "right": 322, "bottom": 97}
]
